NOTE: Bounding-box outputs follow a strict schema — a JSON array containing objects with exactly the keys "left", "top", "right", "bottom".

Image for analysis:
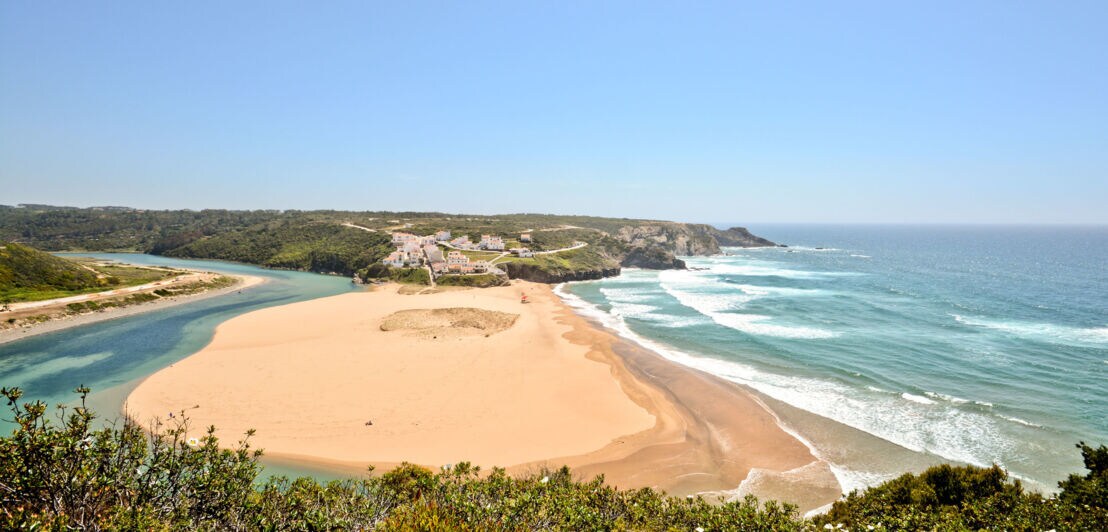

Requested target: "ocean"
[{"left": 557, "top": 225, "right": 1107, "bottom": 493}]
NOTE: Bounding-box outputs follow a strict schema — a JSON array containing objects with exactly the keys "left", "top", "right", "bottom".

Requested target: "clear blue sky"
[{"left": 2, "top": 1, "right": 1105, "bottom": 223}]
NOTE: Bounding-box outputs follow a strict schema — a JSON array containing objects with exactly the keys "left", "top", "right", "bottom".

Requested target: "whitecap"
[
  {"left": 599, "top": 287, "right": 658, "bottom": 303},
  {"left": 997, "top": 415, "right": 1043, "bottom": 428},
  {"left": 658, "top": 272, "right": 838, "bottom": 339},
  {"left": 901, "top": 393, "right": 936, "bottom": 405},
  {"left": 709, "top": 264, "right": 849, "bottom": 279},
  {"left": 953, "top": 314, "right": 1108, "bottom": 348},
  {"left": 924, "top": 391, "right": 970, "bottom": 404},
  {"left": 730, "top": 284, "right": 830, "bottom": 298},
  {"left": 556, "top": 283, "right": 1014, "bottom": 474}
]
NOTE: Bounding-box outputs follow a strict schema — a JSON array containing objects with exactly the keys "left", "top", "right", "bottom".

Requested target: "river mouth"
[{"left": 0, "top": 254, "right": 356, "bottom": 445}]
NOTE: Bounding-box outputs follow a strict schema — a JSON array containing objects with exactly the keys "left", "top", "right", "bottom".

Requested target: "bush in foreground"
[{"left": 1, "top": 387, "right": 1104, "bottom": 530}]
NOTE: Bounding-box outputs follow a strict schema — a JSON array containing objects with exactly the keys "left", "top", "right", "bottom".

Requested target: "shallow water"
[
  {"left": 560, "top": 225, "right": 1108, "bottom": 491},
  {"left": 0, "top": 254, "right": 357, "bottom": 471}
]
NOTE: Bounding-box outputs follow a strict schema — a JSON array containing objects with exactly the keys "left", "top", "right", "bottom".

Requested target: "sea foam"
[
  {"left": 555, "top": 283, "right": 1019, "bottom": 488},
  {"left": 657, "top": 270, "right": 838, "bottom": 339},
  {"left": 953, "top": 314, "right": 1108, "bottom": 348}
]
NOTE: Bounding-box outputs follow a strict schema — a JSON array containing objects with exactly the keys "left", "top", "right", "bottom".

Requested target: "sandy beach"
[{"left": 126, "top": 282, "right": 842, "bottom": 511}]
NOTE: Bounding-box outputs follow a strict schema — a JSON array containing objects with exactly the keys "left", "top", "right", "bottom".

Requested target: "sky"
[{"left": 1, "top": 1, "right": 1106, "bottom": 224}]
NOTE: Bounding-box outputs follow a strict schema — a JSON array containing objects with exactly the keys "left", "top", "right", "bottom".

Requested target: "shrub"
[{"left": 1, "top": 388, "right": 1104, "bottom": 530}]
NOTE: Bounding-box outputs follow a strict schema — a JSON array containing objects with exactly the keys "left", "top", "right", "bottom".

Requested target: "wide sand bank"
[{"left": 126, "top": 282, "right": 841, "bottom": 511}]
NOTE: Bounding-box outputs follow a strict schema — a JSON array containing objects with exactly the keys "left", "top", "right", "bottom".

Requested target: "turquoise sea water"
[
  {"left": 559, "top": 225, "right": 1107, "bottom": 491},
  {"left": 0, "top": 254, "right": 356, "bottom": 444}
]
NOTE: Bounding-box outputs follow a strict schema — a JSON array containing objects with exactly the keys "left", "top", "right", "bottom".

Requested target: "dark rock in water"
[
  {"left": 815, "top": 247, "right": 825, "bottom": 250},
  {"left": 621, "top": 246, "right": 686, "bottom": 270},
  {"left": 778, "top": 244, "right": 789, "bottom": 248}
]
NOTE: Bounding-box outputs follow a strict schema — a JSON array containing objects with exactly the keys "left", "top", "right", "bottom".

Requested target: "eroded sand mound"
[{"left": 380, "top": 307, "right": 519, "bottom": 338}]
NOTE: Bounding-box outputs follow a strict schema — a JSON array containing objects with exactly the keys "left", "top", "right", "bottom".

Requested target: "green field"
[
  {"left": 442, "top": 246, "right": 503, "bottom": 262},
  {"left": 435, "top": 273, "right": 506, "bottom": 287},
  {"left": 1, "top": 243, "right": 183, "bottom": 304}
]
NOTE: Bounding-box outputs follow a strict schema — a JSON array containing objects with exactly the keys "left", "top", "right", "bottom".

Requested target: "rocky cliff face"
[
  {"left": 705, "top": 226, "right": 777, "bottom": 248},
  {"left": 502, "top": 222, "right": 776, "bottom": 283},
  {"left": 614, "top": 223, "right": 775, "bottom": 257},
  {"left": 620, "top": 246, "right": 687, "bottom": 269}
]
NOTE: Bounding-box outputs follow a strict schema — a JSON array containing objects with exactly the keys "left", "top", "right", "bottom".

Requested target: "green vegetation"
[
  {"left": 814, "top": 448, "right": 1108, "bottom": 530},
  {"left": 0, "top": 243, "right": 178, "bottom": 303},
  {"left": 1, "top": 388, "right": 1104, "bottom": 530},
  {"left": 165, "top": 222, "right": 393, "bottom": 276},
  {"left": 356, "top": 264, "right": 431, "bottom": 285},
  {"left": 75, "top": 259, "right": 176, "bottom": 286},
  {"left": 446, "top": 247, "right": 502, "bottom": 262},
  {"left": 1, "top": 243, "right": 102, "bottom": 302},
  {"left": 0, "top": 205, "right": 771, "bottom": 281},
  {"left": 436, "top": 273, "right": 507, "bottom": 288},
  {"left": 2, "top": 275, "right": 239, "bottom": 331}
]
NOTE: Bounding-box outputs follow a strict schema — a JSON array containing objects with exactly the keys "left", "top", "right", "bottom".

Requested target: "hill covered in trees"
[
  {"left": 0, "top": 204, "right": 776, "bottom": 280},
  {"left": 1, "top": 387, "right": 1104, "bottom": 530}
]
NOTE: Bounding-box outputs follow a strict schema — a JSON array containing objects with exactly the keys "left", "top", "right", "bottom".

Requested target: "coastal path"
[
  {"left": 534, "top": 241, "right": 588, "bottom": 254},
  {"left": 340, "top": 222, "right": 377, "bottom": 232},
  {"left": 4, "top": 272, "right": 207, "bottom": 313}
]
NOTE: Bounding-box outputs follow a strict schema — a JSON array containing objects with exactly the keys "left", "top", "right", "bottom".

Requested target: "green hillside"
[
  {"left": 0, "top": 242, "right": 181, "bottom": 304},
  {"left": 0, "top": 205, "right": 776, "bottom": 280},
  {"left": 164, "top": 221, "right": 394, "bottom": 276},
  {"left": 0, "top": 242, "right": 103, "bottom": 302}
]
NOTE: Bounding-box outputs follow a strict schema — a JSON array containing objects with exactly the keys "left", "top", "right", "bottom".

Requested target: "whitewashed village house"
[{"left": 479, "top": 235, "right": 505, "bottom": 251}]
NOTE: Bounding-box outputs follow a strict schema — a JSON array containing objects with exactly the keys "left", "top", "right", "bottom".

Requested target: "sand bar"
[
  {"left": 0, "top": 273, "right": 265, "bottom": 345},
  {"left": 127, "top": 282, "right": 841, "bottom": 511}
]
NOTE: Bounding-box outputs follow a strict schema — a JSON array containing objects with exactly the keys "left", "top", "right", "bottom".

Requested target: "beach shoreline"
[
  {"left": 125, "top": 281, "right": 846, "bottom": 512},
  {"left": 0, "top": 273, "right": 266, "bottom": 346}
]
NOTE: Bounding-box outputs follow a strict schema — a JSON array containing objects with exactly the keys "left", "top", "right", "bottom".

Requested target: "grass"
[
  {"left": 436, "top": 273, "right": 506, "bottom": 287},
  {"left": 1, "top": 247, "right": 184, "bottom": 303},
  {"left": 491, "top": 255, "right": 538, "bottom": 265},
  {"left": 440, "top": 246, "right": 502, "bottom": 262}
]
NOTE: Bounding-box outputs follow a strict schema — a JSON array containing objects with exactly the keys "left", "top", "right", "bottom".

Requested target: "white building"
[
  {"left": 446, "top": 250, "right": 469, "bottom": 266},
  {"left": 383, "top": 251, "right": 406, "bottom": 268},
  {"left": 480, "top": 235, "right": 505, "bottom": 251},
  {"left": 435, "top": 231, "right": 452, "bottom": 241},
  {"left": 391, "top": 232, "right": 417, "bottom": 246}
]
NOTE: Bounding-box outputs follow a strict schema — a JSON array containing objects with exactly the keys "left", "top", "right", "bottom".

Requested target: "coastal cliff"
[
  {"left": 619, "top": 246, "right": 687, "bottom": 269},
  {"left": 615, "top": 223, "right": 776, "bottom": 256}
]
